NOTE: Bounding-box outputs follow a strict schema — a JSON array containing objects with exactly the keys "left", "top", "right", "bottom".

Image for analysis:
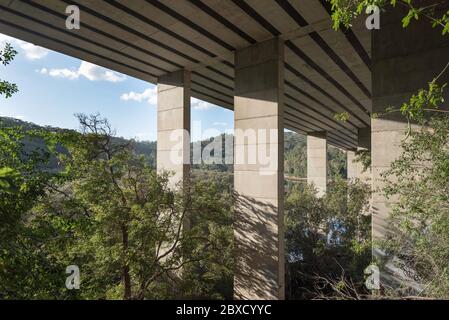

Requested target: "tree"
[
  {"left": 0, "top": 125, "right": 62, "bottom": 298},
  {"left": 328, "top": 146, "right": 347, "bottom": 179},
  {"left": 379, "top": 101, "right": 449, "bottom": 298},
  {"left": 285, "top": 177, "right": 372, "bottom": 299},
  {"left": 0, "top": 43, "right": 19, "bottom": 190},
  {"left": 328, "top": 0, "right": 449, "bottom": 298},
  {"left": 22, "top": 114, "right": 233, "bottom": 300},
  {"left": 0, "top": 44, "right": 65, "bottom": 299}
]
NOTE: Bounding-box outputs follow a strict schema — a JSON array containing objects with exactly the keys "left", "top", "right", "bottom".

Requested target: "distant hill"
[
  {"left": 0, "top": 116, "right": 157, "bottom": 169},
  {"left": 0, "top": 117, "right": 345, "bottom": 178}
]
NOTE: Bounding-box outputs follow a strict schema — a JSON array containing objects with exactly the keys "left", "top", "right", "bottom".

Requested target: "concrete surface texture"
[
  {"left": 346, "top": 149, "right": 357, "bottom": 180},
  {"left": 157, "top": 69, "right": 191, "bottom": 189},
  {"left": 307, "top": 131, "right": 328, "bottom": 197},
  {"left": 233, "top": 37, "right": 285, "bottom": 300}
]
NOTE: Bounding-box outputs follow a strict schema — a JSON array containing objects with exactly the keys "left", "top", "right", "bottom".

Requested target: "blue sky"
[{"left": 0, "top": 33, "right": 234, "bottom": 142}]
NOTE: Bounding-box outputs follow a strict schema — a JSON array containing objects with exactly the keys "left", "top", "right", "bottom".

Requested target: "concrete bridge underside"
[{"left": 2, "top": 0, "right": 448, "bottom": 299}]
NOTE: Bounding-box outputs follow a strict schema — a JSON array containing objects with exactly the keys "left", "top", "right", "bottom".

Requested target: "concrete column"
[
  {"left": 234, "top": 37, "right": 285, "bottom": 300},
  {"left": 157, "top": 70, "right": 190, "bottom": 189},
  {"left": 347, "top": 128, "right": 371, "bottom": 181},
  {"left": 372, "top": 6, "right": 449, "bottom": 239},
  {"left": 347, "top": 149, "right": 357, "bottom": 180},
  {"left": 307, "top": 132, "right": 327, "bottom": 197}
]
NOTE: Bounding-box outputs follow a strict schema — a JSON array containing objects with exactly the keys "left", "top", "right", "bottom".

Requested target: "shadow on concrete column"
[{"left": 233, "top": 37, "right": 285, "bottom": 300}]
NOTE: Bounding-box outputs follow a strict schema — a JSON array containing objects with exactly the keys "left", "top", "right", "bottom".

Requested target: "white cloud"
[
  {"left": 49, "top": 68, "right": 79, "bottom": 80},
  {"left": 192, "top": 98, "right": 216, "bottom": 110},
  {"left": 213, "top": 121, "right": 228, "bottom": 126},
  {"left": 37, "top": 61, "right": 126, "bottom": 82},
  {"left": 0, "top": 33, "right": 49, "bottom": 60},
  {"left": 119, "top": 91, "right": 219, "bottom": 110},
  {"left": 18, "top": 42, "right": 49, "bottom": 60},
  {"left": 78, "top": 61, "right": 126, "bottom": 82},
  {"left": 120, "top": 87, "right": 157, "bottom": 105}
]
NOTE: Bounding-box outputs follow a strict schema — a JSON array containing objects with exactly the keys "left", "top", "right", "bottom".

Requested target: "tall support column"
[
  {"left": 372, "top": 7, "right": 449, "bottom": 240},
  {"left": 347, "top": 128, "right": 371, "bottom": 181},
  {"left": 157, "top": 70, "right": 191, "bottom": 189},
  {"left": 234, "top": 38, "right": 285, "bottom": 300},
  {"left": 307, "top": 132, "right": 327, "bottom": 197},
  {"left": 347, "top": 149, "right": 357, "bottom": 180}
]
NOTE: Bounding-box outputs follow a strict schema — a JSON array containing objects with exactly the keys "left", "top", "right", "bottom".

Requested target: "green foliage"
[
  {"left": 0, "top": 116, "right": 157, "bottom": 170},
  {"left": 1, "top": 111, "right": 355, "bottom": 299},
  {"left": 329, "top": 0, "right": 449, "bottom": 35},
  {"left": 0, "top": 125, "right": 63, "bottom": 299},
  {"left": 0, "top": 167, "right": 19, "bottom": 193},
  {"left": 284, "top": 132, "right": 347, "bottom": 181},
  {"left": 334, "top": 112, "right": 350, "bottom": 122},
  {"left": 354, "top": 149, "right": 371, "bottom": 172},
  {"left": 0, "top": 44, "right": 20, "bottom": 195},
  {"left": 400, "top": 79, "right": 447, "bottom": 124},
  {"left": 1, "top": 113, "right": 233, "bottom": 299},
  {"left": 284, "top": 132, "right": 307, "bottom": 178},
  {"left": 179, "top": 173, "right": 234, "bottom": 300},
  {"left": 329, "top": 0, "right": 386, "bottom": 29},
  {"left": 285, "top": 177, "right": 372, "bottom": 299},
  {"left": 0, "top": 43, "right": 17, "bottom": 65},
  {"left": 0, "top": 43, "right": 18, "bottom": 98},
  {"left": 380, "top": 115, "right": 449, "bottom": 298},
  {"left": 328, "top": 146, "right": 347, "bottom": 179}
]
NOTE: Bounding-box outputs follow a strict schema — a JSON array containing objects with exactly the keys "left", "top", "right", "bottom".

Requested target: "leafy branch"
[
  {"left": 0, "top": 43, "right": 18, "bottom": 99},
  {"left": 329, "top": 0, "right": 449, "bottom": 35}
]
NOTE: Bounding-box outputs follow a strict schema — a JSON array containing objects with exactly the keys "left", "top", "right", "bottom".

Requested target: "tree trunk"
[{"left": 121, "top": 224, "right": 132, "bottom": 299}]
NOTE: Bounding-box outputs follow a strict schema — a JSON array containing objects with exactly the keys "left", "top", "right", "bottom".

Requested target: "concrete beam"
[
  {"left": 234, "top": 37, "right": 285, "bottom": 300},
  {"left": 157, "top": 69, "right": 191, "bottom": 189},
  {"left": 307, "top": 131, "right": 328, "bottom": 196}
]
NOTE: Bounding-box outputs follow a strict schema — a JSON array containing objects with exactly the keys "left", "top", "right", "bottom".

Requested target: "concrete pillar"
[
  {"left": 307, "top": 132, "right": 327, "bottom": 197},
  {"left": 372, "top": 6, "right": 449, "bottom": 239},
  {"left": 347, "top": 128, "right": 371, "bottom": 181},
  {"left": 157, "top": 70, "right": 190, "bottom": 189},
  {"left": 233, "top": 37, "right": 285, "bottom": 300},
  {"left": 347, "top": 149, "right": 357, "bottom": 180}
]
